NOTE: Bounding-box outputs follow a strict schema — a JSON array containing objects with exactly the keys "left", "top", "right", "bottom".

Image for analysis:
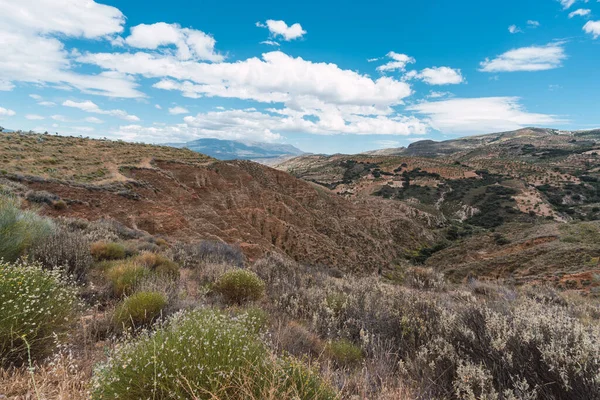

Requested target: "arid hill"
[
  {"left": 0, "top": 132, "right": 432, "bottom": 271},
  {"left": 276, "top": 127, "right": 600, "bottom": 286}
]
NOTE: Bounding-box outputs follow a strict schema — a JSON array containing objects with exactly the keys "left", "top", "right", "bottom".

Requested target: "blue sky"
[{"left": 0, "top": 0, "right": 599, "bottom": 154}]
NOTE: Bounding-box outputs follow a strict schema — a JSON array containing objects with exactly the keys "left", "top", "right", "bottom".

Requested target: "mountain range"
[{"left": 166, "top": 138, "right": 305, "bottom": 164}]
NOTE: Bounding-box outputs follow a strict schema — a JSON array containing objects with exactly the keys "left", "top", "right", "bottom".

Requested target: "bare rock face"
[{"left": 27, "top": 159, "right": 431, "bottom": 272}]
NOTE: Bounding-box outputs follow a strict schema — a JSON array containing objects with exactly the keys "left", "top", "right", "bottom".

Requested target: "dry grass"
[
  {"left": 0, "top": 132, "right": 212, "bottom": 184},
  {"left": 0, "top": 351, "right": 91, "bottom": 400}
]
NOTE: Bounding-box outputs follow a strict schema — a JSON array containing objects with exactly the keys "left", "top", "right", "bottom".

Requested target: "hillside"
[
  {"left": 277, "top": 127, "right": 600, "bottom": 286},
  {"left": 166, "top": 138, "right": 305, "bottom": 164},
  {"left": 0, "top": 132, "right": 431, "bottom": 271},
  {"left": 2, "top": 130, "right": 600, "bottom": 400}
]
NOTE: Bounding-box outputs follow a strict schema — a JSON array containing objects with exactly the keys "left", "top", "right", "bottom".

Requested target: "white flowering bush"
[
  {"left": 92, "top": 308, "right": 336, "bottom": 400},
  {"left": 0, "top": 260, "right": 78, "bottom": 367}
]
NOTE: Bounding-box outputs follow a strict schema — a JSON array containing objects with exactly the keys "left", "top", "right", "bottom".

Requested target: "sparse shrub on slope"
[
  {"left": 0, "top": 260, "right": 78, "bottom": 367},
  {"left": 0, "top": 195, "right": 53, "bottom": 262},
  {"left": 106, "top": 262, "right": 150, "bottom": 297},
  {"left": 171, "top": 240, "right": 244, "bottom": 268},
  {"left": 92, "top": 308, "right": 336, "bottom": 400},
  {"left": 30, "top": 226, "right": 93, "bottom": 281},
  {"left": 90, "top": 241, "right": 126, "bottom": 261},
  {"left": 215, "top": 269, "right": 265, "bottom": 305},
  {"left": 326, "top": 339, "right": 363, "bottom": 367},
  {"left": 113, "top": 291, "right": 167, "bottom": 331},
  {"left": 409, "top": 297, "right": 600, "bottom": 399},
  {"left": 134, "top": 252, "right": 180, "bottom": 279}
]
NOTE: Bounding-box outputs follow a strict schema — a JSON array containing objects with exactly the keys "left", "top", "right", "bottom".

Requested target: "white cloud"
[
  {"left": 367, "top": 57, "right": 380, "bottom": 62},
  {"left": 0, "top": 80, "right": 15, "bottom": 91},
  {"left": 583, "top": 20, "right": 600, "bottom": 38},
  {"left": 260, "top": 40, "right": 280, "bottom": 46},
  {"left": 84, "top": 116, "right": 104, "bottom": 124},
  {"left": 407, "top": 97, "right": 563, "bottom": 133},
  {"left": 79, "top": 51, "right": 413, "bottom": 107},
  {"left": 62, "top": 100, "right": 140, "bottom": 121},
  {"left": 25, "top": 114, "right": 45, "bottom": 120},
  {"left": 168, "top": 106, "right": 189, "bottom": 115},
  {"left": 0, "top": 29, "right": 143, "bottom": 98},
  {"left": 376, "top": 52, "right": 416, "bottom": 72},
  {"left": 109, "top": 105, "right": 427, "bottom": 144},
  {"left": 0, "top": 107, "right": 16, "bottom": 117},
  {"left": 256, "top": 20, "right": 306, "bottom": 41},
  {"left": 51, "top": 115, "right": 68, "bottom": 122},
  {"left": 38, "top": 101, "right": 57, "bottom": 107},
  {"left": 0, "top": 0, "right": 142, "bottom": 98},
  {"left": 427, "top": 91, "right": 452, "bottom": 99},
  {"left": 155, "top": 104, "right": 162, "bottom": 109},
  {"left": 569, "top": 8, "right": 591, "bottom": 17},
  {"left": 29, "top": 94, "right": 42, "bottom": 101},
  {"left": 125, "top": 23, "right": 224, "bottom": 62},
  {"left": 0, "top": 0, "right": 124, "bottom": 38},
  {"left": 405, "top": 67, "right": 464, "bottom": 85},
  {"left": 479, "top": 43, "right": 567, "bottom": 72},
  {"left": 527, "top": 20, "right": 540, "bottom": 27},
  {"left": 559, "top": 0, "right": 576, "bottom": 9},
  {"left": 508, "top": 25, "right": 522, "bottom": 34}
]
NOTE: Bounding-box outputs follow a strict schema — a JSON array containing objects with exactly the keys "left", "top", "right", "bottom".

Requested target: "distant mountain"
[{"left": 166, "top": 138, "right": 305, "bottom": 163}]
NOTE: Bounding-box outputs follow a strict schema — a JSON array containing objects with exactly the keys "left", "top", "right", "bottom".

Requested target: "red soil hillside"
[{"left": 1, "top": 133, "right": 432, "bottom": 271}]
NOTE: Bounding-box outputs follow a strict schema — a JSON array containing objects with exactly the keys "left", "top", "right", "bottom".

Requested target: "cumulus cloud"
[
  {"left": 108, "top": 105, "right": 427, "bottom": 144},
  {"left": 376, "top": 52, "right": 416, "bottom": 72},
  {"left": 125, "top": 23, "right": 224, "bottom": 62},
  {"left": 407, "top": 97, "right": 563, "bottom": 133},
  {"left": 62, "top": 100, "right": 140, "bottom": 121},
  {"left": 84, "top": 116, "right": 104, "bottom": 124},
  {"left": 25, "top": 114, "right": 45, "bottom": 120},
  {"left": 569, "top": 9, "right": 591, "bottom": 18},
  {"left": 168, "top": 106, "right": 190, "bottom": 115},
  {"left": 479, "top": 43, "right": 567, "bottom": 72},
  {"left": 0, "top": 107, "right": 16, "bottom": 117},
  {"left": 0, "top": 0, "right": 142, "bottom": 98},
  {"left": 405, "top": 67, "right": 464, "bottom": 85},
  {"left": 508, "top": 25, "right": 522, "bottom": 34},
  {"left": 583, "top": 21, "right": 600, "bottom": 38},
  {"left": 0, "top": 0, "right": 124, "bottom": 38},
  {"left": 256, "top": 20, "right": 306, "bottom": 41},
  {"left": 527, "top": 20, "right": 540, "bottom": 27},
  {"left": 78, "top": 51, "right": 413, "bottom": 107}
]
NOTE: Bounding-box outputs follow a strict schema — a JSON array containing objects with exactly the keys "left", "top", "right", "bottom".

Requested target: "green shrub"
[
  {"left": 92, "top": 308, "right": 336, "bottom": 400},
  {"left": 90, "top": 241, "right": 126, "bottom": 261},
  {"left": 0, "top": 195, "right": 53, "bottom": 262},
  {"left": 215, "top": 269, "right": 265, "bottom": 304},
  {"left": 326, "top": 339, "right": 363, "bottom": 367},
  {"left": 113, "top": 291, "right": 167, "bottom": 331},
  {"left": 0, "top": 260, "right": 78, "bottom": 367},
  {"left": 134, "top": 252, "right": 179, "bottom": 279},
  {"left": 106, "top": 262, "right": 150, "bottom": 297}
]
